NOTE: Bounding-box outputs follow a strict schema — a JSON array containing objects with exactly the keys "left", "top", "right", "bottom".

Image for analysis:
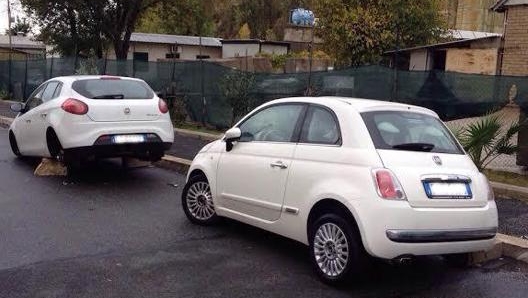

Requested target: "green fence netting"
[{"left": 0, "top": 58, "right": 527, "bottom": 128}]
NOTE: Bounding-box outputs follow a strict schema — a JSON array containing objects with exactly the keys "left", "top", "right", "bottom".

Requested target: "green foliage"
[
  {"left": 453, "top": 114, "right": 522, "bottom": 171},
  {"left": 136, "top": 0, "right": 215, "bottom": 36},
  {"left": 21, "top": 0, "right": 159, "bottom": 59},
  {"left": 0, "top": 88, "right": 9, "bottom": 100},
  {"left": 314, "top": 0, "right": 446, "bottom": 67},
  {"left": 219, "top": 71, "right": 256, "bottom": 125},
  {"left": 75, "top": 56, "right": 99, "bottom": 75},
  {"left": 7, "top": 17, "right": 31, "bottom": 36}
]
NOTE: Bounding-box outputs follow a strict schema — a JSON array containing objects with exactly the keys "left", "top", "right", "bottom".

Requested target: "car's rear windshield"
[
  {"left": 72, "top": 79, "right": 154, "bottom": 99},
  {"left": 361, "top": 111, "right": 463, "bottom": 154}
]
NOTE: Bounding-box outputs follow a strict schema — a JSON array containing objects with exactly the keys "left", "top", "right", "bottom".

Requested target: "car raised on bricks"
[
  {"left": 181, "top": 96, "right": 498, "bottom": 284},
  {"left": 8, "top": 76, "right": 174, "bottom": 164}
]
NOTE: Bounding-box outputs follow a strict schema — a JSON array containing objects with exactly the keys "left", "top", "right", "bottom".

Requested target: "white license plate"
[
  {"left": 113, "top": 135, "right": 145, "bottom": 144},
  {"left": 425, "top": 182, "right": 471, "bottom": 199}
]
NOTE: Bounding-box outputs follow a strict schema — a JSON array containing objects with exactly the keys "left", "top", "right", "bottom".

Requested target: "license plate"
[
  {"left": 424, "top": 182, "right": 472, "bottom": 199},
  {"left": 113, "top": 135, "right": 145, "bottom": 144}
]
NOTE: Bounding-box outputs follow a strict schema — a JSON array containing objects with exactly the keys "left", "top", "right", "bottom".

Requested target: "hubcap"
[
  {"left": 313, "top": 223, "right": 349, "bottom": 277},
  {"left": 186, "top": 181, "right": 215, "bottom": 220}
]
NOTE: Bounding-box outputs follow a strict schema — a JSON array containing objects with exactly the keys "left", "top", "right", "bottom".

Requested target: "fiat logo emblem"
[
  {"left": 124, "top": 107, "right": 131, "bottom": 115},
  {"left": 433, "top": 156, "right": 442, "bottom": 166}
]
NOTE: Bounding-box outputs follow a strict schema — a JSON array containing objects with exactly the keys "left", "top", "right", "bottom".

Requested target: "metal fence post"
[
  {"left": 49, "top": 56, "right": 54, "bottom": 79},
  {"left": 23, "top": 55, "right": 28, "bottom": 100}
]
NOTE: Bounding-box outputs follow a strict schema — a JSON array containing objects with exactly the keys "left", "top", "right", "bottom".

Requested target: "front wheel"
[
  {"left": 9, "top": 131, "right": 22, "bottom": 157},
  {"left": 309, "top": 213, "right": 366, "bottom": 285},
  {"left": 182, "top": 175, "right": 218, "bottom": 225}
]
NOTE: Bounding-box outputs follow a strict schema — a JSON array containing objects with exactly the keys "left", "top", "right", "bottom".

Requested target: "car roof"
[
  {"left": 48, "top": 75, "right": 144, "bottom": 84},
  {"left": 267, "top": 96, "right": 439, "bottom": 117}
]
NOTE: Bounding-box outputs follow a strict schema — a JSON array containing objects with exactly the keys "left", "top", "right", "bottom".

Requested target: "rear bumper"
[
  {"left": 386, "top": 227, "right": 497, "bottom": 243},
  {"left": 65, "top": 142, "right": 172, "bottom": 160},
  {"left": 346, "top": 199, "right": 499, "bottom": 259}
]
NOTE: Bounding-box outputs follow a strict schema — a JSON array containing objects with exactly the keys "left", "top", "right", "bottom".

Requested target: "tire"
[
  {"left": 46, "top": 130, "right": 66, "bottom": 163},
  {"left": 181, "top": 174, "right": 219, "bottom": 225},
  {"left": 309, "top": 213, "right": 365, "bottom": 285},
  {"left": 9, "top": 131, "right": 22, "bottom": 157}
]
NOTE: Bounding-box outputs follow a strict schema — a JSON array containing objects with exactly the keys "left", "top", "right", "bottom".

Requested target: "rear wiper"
[
  {"left": 92, "top": 94, "right": 124, "bottom": 99},
  {"left": 392, "top": 143, "right": 435, "bottom": 152}
]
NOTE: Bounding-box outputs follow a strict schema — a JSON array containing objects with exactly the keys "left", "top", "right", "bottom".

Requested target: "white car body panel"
[
  {"left": 9, "top": 75, "right": 174, "bottom": 159},
  {"left": 186, "top": 96, "right": 498, "bottom": 259}
]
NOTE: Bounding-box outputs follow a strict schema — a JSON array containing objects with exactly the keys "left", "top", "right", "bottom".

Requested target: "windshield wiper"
[
  {"left": 92, "top": 94, "right": 124, "bottom": 99},
  {"left": 392, "top": 143, "right": 435, "bottom": 152}
]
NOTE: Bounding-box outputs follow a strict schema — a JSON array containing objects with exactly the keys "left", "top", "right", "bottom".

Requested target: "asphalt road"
[{"left": 1, "top": 128, "right": 528, "bottom": 298}]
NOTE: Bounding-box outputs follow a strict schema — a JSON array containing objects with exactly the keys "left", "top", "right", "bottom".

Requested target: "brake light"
[
  {"left": 372, "top": 169, "right": 406, "bottom": 200},
  {"left": 158, "top": 98, "right": 169, "bottom": 114},
  {"left": 61, "top": 98, "right": 89, "bottom": 115},
  {"left": 100, "top": 76, "right": 121, "bottom": 80}
]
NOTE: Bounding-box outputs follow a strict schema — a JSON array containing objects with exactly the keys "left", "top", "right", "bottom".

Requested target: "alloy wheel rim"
[
  {"left": 313, "top": 223, "right": 349, "bottom": 277},
  {"left": 186, "top": 181, "right": 215, "bottom": 220}
]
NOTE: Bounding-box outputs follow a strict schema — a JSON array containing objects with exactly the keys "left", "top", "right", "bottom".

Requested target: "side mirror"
[
  {"left": 10, "top": 102, "right": 25, "bottom": 113},
  {"left": 225, "top": 127, "right": 241, "bottom": 152}
]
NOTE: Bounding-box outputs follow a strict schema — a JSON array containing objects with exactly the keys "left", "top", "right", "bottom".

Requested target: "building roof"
[
  {"left": 384, "top": 35, "right": 501, "bottom": 54},
  {"left": 0, "top": 35, "right": 45, "bottom": 50},
  {"left": 130, "top": 33, "right": 222, "bottom": 47},
  {"left": 447, "top": 29, "right": 501, "bottom": 40},
  {"left": 491, "top": 0, "right": 528, "bottom": 12},
  {"left": 221, "top": 39, "right": 290, "bottom": 47}
]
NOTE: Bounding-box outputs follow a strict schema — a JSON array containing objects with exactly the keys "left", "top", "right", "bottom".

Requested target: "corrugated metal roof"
[
  {"left": 448, "top": 29, "right": 501, "bottom": 40},
  {"left": 491, "top": 0, "right": 528, "bottom": 11},
  {"left": 384, "top": 35, "right": 501, "bottom": 54},
  {"left": 0, "top": 35, "right": 45, "bottom": 49},
  {"left": 130, "top": 33, "right": 222, "bottom": 47}
]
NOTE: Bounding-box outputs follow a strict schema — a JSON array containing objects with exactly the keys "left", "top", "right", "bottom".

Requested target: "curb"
[
  {"left": 491, "top": 181, "right": 528, "bottom": 202},
  {"left": 0, "top": 115, "right": 13, "bottom": 127},
  {"left": 155, "top": 155, "right": 192, "bottom": 175},
  {"left": 174, "top": 128, "right": 222, "bottom": 142}
]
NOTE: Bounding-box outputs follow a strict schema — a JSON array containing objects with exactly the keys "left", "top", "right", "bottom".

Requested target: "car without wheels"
[
  {"left": 181, "top": 96, "right": 498, "bottom": 284},
  {"left": 8, "top": 75, "right": 174, "bottom": 164}
]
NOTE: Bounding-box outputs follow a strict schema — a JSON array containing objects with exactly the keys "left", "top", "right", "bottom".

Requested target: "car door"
[
  {"left": 216, "top": 104, "right": 306, "bottom": 222},
  {"left": 28, "top": 81, "right": 63, "bottom": 156},
  {"left": 14, "top": 84, "right": 46, "bottom": 155}
]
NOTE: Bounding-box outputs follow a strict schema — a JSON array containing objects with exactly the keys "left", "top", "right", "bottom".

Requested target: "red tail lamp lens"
[
  {"left": 159, "top": 98, "right": 169, "bottom": 114},
  {"left": 61, "top": 98, "right": 89, "bottom": 115}
]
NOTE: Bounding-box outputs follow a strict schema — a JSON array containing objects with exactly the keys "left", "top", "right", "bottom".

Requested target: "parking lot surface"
[{"left": 1, "top": 128, "right": 528, "bottom": 298}]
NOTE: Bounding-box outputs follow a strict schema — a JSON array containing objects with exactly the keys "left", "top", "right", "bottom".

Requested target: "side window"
[
  {"left": 300, "top": 106, "right": 341, "bottom": 145},
  {"left": 239, "top": 104, "right": 304, "bottom": 143},
  {"left": 41, "top": 81, "right": 61, "bottom": 102},
  {"left": 25, "top": 84, "right": 46, "bottom": 111}
]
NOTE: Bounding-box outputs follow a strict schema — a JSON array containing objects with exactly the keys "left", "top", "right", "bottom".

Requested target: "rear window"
[
  {"left": 361, "top": 111, "right": 463, "bottom": 154},
  {"left": 72, "top": 79, "right": 154, "bottom": 99}
]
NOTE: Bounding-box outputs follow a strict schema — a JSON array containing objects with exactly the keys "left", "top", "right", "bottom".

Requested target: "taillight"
[
  {"left": 372, "top": 168, "right": 406, "bottom": 200},
  {"left": 158, "top": 98, "right": 169, "bottom": 114},
  {"left": 61, "top": 98, "right": 88, "bottom": 115}
]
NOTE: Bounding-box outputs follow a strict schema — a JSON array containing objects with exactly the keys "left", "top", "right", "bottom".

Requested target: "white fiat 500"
[
  {"left": 182, "top": 97, "right": 498, "bottom": 284},
  {"left": 8, "top": 76, "right": 174, "bottom": 164}
]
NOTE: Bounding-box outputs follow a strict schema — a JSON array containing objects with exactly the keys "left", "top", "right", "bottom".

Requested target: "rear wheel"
[
  {"left": 309, "top": 213, "right": 366, "bottom": 285},
  {"left": 182, "top": 174, "right": 218, "bottom": 225},
  {"left": 9, "top": 131, "right": 21, "bottom": 157},
  {"left": 46, "top": 130, "right": 66, "bottom": 163}
]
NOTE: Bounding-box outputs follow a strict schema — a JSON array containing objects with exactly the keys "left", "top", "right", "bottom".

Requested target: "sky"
[{"left": 0, "top": 0, "right": 25, "bottom": 34}]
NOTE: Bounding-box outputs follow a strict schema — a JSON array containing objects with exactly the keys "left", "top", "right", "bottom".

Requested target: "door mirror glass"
[
  {"left": 225, "top": 127, "right": 241, "bottom": 152},
  {"left": 10, "top": 102, "right": 25, "bottom": 113}
]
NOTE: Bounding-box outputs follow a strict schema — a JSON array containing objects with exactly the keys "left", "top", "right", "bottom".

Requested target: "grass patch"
[
  {"left": 174, "top": 122, "right": 224, "bottom": 135},
  {"left": 483, "top": 169, "right": 528, "bottom": 188}
]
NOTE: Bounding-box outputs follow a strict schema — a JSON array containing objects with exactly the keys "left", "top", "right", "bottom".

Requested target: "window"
[
  {"left": 133, "top": 52, "right": 149, "bottom": 62},
  {"left": 300, "top": 106, "right": 341, "bottom": 145},
  {"left": 166, "top": 53, "right": 180, "bottom": 59},
  {"left": 41, "top": 81, "right": 61, "bottom": 102},
  {"left": 72, "top": 79, "right": 154, "bottom": 99},
  {"left": 24, "top": 84, "right": 46, "bottom": 111},
  {"left": 238, "top": 104, "right": 304, "bottom": 143},
  {"left": 361, "top": 111, "right": 463, "bottom": 154},
  {"left": 196, "top": 55, "right": 210, "bottom": 59}
]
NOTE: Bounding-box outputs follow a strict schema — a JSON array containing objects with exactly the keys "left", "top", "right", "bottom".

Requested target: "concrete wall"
[
  {"left": 107, "top": 42, "right": 221, "bottom": 61},
  {"left": 260, "top": 44, "right": 288, "bottom": 56},
  {"left": 409, "top": 50, "right": 433, "bottom": 71},
  {"left": 222, "top": 43, "right": 260, "bottom": 58},
  {"left": 445, "top": 48, "right": 498, "bottom": 74}
]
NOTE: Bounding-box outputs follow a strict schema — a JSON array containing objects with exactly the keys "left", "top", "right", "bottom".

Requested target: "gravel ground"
[{"left": 496, "top": 197, "right": 528, "bottom": 238}]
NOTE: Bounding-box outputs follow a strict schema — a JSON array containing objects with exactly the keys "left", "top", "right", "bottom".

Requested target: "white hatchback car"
[
  {"left": 182, "top": 97, "right": 498, "bottom": 284},
  {"left": 8, "top": 76, "right": 174, "bottom": 164}
]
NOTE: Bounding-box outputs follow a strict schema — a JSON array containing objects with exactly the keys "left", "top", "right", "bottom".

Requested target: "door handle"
[
  {"left": 41, "top": 113, "right": 47, "bottom": 118},
  {"left": 25, "top": 119, "right": 31, "bottom": 123},
  {"left": 270, "top": 161, "right": 288, "bottom": 169}
]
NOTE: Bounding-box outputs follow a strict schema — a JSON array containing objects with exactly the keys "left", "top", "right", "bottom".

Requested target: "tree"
[
  {"left": 219, "top": 71, "right": 256, "bottom": 125},
  {"left": 314, "top": 0, "right": 446, "bottom": 66},
  {"left": 7, "top": 17, "right": 31, "bottom": 36},
  {"left": 21, "top": 0, "right": 159, "bottom": 59}
]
